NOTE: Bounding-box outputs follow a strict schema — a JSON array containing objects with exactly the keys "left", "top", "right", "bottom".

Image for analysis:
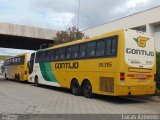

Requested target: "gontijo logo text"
[
  {"left": 126, "top": 36, "right": 154, "bottom": 57},
  {"left": 133, "top": 36, "right": 149, "bottom": 48}
]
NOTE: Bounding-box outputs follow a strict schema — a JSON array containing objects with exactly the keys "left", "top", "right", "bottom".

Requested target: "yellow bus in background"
[
  {"left": 3, "top": 53, "right": 31, "bottom": 81},
  {"left": 28, "top": 29, "right": 156, "bottom": 97}
]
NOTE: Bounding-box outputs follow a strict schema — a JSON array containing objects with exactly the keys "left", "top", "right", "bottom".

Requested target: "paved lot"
[{"left": 0, "top": 78, "right": 160, "bottom": 114}]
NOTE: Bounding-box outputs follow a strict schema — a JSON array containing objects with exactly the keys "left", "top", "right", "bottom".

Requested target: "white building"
[{"left": 83, "top": 6, "right": 160, "bottom": 51}]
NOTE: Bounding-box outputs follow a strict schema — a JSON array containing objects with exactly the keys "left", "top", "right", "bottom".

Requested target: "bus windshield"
[{"left": 125, "top": 30, "right": 155, "bottom": 68}]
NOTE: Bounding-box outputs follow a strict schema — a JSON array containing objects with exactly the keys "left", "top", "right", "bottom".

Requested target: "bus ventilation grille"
[{"left": 100, "top": 77, "right": 114, "bottom": 93}]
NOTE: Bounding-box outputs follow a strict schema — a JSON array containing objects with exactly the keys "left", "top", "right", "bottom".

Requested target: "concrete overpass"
[{"left": 0, "top": 22, "right": 58, "bottom": 50}]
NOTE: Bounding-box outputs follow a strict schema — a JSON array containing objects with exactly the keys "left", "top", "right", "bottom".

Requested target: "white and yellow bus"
[
  {"left": 28, "top": 29, "right": 156, "bottom": 97},
  {"left": 3, "top": 53, "right": 31, "bottom": 81}
]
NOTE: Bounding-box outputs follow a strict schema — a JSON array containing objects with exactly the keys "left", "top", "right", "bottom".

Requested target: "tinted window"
[
  {"left": 46, "top": 51, "right": 50, "bottom": 61},
  {"left": 86, "top": 42, "right": 96, "bottom": 57},
  {"left": 55, "top": 49, "right": 60, "bottom": 60},
  {"left": 5, "top": 56, "right": 25, "bottom": 65},
  {"left": 15, "top": 57, "right": 18, "bottom": 64},
  {"left": 60, "top": 48, "right": 65, "bottom": 60},
  {"left": 79, "top": 44, "right": 86, "bottom": 58},
  {"left": 106, "top": 37, "right": 117, "bottom": 56},
  {"left": 17, "top": 57, "right": 19, "bottom": 64},
  {"left": 35, "top": 52, "right": 41, "bottom": 63},
  {"left": 96, "top": 40, "right": 105, "bottom": 56},
  {"left": 20, "top": 56, "right": 24, "bottom": 64},
  {"left": 49, "top": 50, "right": 55, "bottom": 61},
  {"left": 66, "top": 47, "right": 71, "bottom": 59},
  {"left": 111, "top": 38, "right": 117, "bottom": 55},
  {"left": 106, "top": 39, "right": 112, "bottom": 55},
  {"left": 45, "top": 50, "right": 54, "bottom": 62},
  {"left": 12, "top": 58, "right": 14, "bottom": 64},
  {"left": 41, "top": 51, "right": 47, "bottom": 62},
  {"left": 11, "top": 58, "right": 14, "bottom": 64},
  {"left": 7, "top": 60, "right": 9, "bottom": 65},
  {"left": 71, "top": 45, "right": 79, "bottom": 59}
]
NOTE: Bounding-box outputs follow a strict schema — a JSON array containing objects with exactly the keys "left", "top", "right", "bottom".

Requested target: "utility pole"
[{"left": 77, "top": 0, "right": 81, "bottom": 28}]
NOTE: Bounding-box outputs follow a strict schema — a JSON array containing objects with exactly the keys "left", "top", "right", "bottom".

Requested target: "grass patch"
[{"left": 0, "top": 55, "right": 12, "bottom": 60}]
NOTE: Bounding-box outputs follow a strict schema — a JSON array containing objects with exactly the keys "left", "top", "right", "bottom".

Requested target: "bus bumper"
[{"left": 114, "top": 85, "right": 156, "bottom": 96}]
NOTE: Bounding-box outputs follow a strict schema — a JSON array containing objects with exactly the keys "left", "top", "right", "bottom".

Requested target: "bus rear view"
[{"left": 116, "top": 29, "right": 156, "bottom": 96}]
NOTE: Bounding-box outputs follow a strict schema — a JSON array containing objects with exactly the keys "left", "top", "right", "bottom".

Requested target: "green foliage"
[
  {"left": 49, "top": 26, "right": 89, "bottom": 46},
  {"left": 0, "top": 55, "right": 11, "bottom": 60},
  {"left": 157, "top": 52, "right": 160, "bottom": 80},
  {"left": 156, "top": 52, "right": 160, "bottom": 91}
]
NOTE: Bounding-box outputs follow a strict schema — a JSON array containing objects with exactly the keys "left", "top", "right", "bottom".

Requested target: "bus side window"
[
  {"left": 55, "top": 49, "right": 60, "bottom": 60},
  {"left": 106, "top": 39, "right": 112, "bottom": 56},
  {"left": 20, "top": 56, "right": 24, "bottom": 64},
  {"left": 12, "top": 58, "right": 14, "bottom": 65},
  {"left": 14, "top": 58, "right": 16, "bottom": 64},
  {"left": 86, "top": 42, "right": 96, "bottom": 57},
  {"left": 79, "top": 44, "right": 86, "bottom": 58},
  {"left": 10, "top": 59, "right": 12, "bottom": 65},
  {"left": 35, "top": 52, "right": 41, "bottom": 63},
  {"left": 96, "top": 40, "right": 105, "bottom": 57},
  {"left": 40, "top": 51, "right": 46, "bottom": 62},
  {"left": 11, "top": 58, "right": 14, "bottom": 65},
  {"left": 66, "top": 47, "right": 71, "bottom": 59},
  {"left": 46, "top": 51, "right": 50, "bottom": 62},
  {"left": 111, "top": 38, "right": 118, "bottom": 55},
  {"left": 71, "top": 45, "right": 79, "bottom": 59},
  {"left": 15, "top": 58, "right": 17, "bottom": 65},
  {"left": 8, "top": 59, "right": 10, "bottom": 65},
  {"left": 60, "top": 48, "right": 65, "bottom": 60},
  {"left": 106, "top": 37, "right": 118, "bottom": 56},
  {"left": 50, "top": 50, "right": 55, "bottom": 61}
]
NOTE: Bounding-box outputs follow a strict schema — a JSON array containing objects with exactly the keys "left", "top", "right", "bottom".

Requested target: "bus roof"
[
  {"left": 4, "top": 53, "right": 27, "bottom": 60},
  {"left": 38, "top": 29, "right": 124, "bottom": 52},
  {"left": 37, "top": 29, "right": 151, "bottom": 52}
]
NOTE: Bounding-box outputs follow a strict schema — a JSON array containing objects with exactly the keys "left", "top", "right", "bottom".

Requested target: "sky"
[{"left": 0, "top": 0, "right": 160, "bottom": 55}]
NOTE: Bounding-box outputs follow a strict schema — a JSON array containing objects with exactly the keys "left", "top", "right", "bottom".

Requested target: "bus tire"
[
  {"left": 70, "top": 79, "right": 82, "bottom": 96},
  {"left": 17, "top": 74, "right": 20, "bottom": 82},
  {"left": 82, "top": 80, "right": 93, "bottom": 98},
  {"left": 15, "top": 74, "right": 17, "bottom": 81},
  {"left": 5, "top": 73, "right": 8, "bottom": 80},
  {"left": 34, "top": 76, "right": 39, "bottom": 87}
]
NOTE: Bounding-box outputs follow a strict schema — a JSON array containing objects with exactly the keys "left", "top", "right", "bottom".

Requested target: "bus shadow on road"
[
  {"left": 32, "top": 84, "right": 71, "bottom": 93},
  {"left": 93, "top": 94, "right": 146, "bottom": 104},
  {"left": 5, "top": 79, "right": 32, "bottom": 84}
]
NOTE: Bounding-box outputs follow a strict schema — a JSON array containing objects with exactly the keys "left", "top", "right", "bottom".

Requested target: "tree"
[
  {"left": 156, "top": 52, "right": 160, "bottom": 91},
  {"left": 51, "top": 26, "right": 89, "bottom": 46}
]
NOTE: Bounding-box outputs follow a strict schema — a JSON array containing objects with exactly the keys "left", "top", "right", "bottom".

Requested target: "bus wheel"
[
  {"left": 5, "top": 73, "right": 8, "bottom": 80},
  {"left": 15, "top": 74, "right": 17, "bottom": 81},
  {"left": 17, "top": 74, "right": 20, "bottom": 82},
  {"left": 71, "top": 79, "right": 82, "bottom": 96},
  {"left": 82, "top": 80, "right": 93, "bottom": 98},
  {"left": 34, "top": 76, "right": 39, "bottom": 87}
]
